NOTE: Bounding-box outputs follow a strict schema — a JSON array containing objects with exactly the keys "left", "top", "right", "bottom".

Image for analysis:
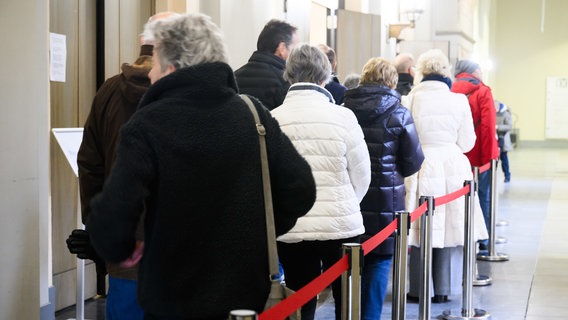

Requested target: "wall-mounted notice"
[
  {"left": 546, "top": 77, "right": 568, "bottom": 139},
  {"left": 50, "top": 32, "right": 67, "bottom": 82}
]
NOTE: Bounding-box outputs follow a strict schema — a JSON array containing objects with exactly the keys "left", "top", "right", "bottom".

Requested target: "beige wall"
[
  {"left": 0, "top": 0, "right": 50, "bottom": 319},
  {"left": 491, "top": 0, "right": 568, "bottom": 141}
]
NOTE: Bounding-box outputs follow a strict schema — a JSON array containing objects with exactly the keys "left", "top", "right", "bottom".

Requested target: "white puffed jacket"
[
  {"left": 272, "top": 83, "right": 371, "bottom": 243},
  {"left": 402, "top": 80, "right": 489, "bottom": 248}
]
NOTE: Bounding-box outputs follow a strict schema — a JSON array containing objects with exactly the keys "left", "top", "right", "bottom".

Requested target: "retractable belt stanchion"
[
  {"left": 418, "top": 196, "right": 434, "bottom": 320},
  {"left": 228, "top": 310, "right": 258, "bottom": 320},
  {"left": 71, "top": 190, "right": 87, "bottom": 320},
  {"left": 478, "top": 159, "right": 509, "bottom": 262},
  {"left": 341, "top": 243, "right": 363, "bottom": 320},
  {"left": 442, "top": 180, "right": 490, "bottom": 320},
  {"left": 392, "top": 211, "right": 410, "bottom": 320},
  {"left": 471, "top": 167, "right": 492, "bottom": 287}
]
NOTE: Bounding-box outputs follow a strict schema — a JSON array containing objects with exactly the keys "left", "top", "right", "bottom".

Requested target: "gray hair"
[
  {"left": 416, "top": 49, "right": 451, "bottom": 78},
  {"left": 140, "top": 12, "right": 181, "bottom": 45},
  {"left": 343, "top": 73, "right": 361, "bottom": 89},
  {"left": 151, "top": 13, "right": 229, "bottom": 71},
  {"left": 284, "top": 43, "right": 331, "bottom": 85}
]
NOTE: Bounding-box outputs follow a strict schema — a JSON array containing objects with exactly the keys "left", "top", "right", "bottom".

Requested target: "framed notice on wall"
[{"left": 546, "top": 77, "right": 568, "bottom": 139}]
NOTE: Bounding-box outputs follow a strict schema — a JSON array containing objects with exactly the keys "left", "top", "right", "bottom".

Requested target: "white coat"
[
  {"left": 402, "top": 80, "right": 489, "bottom": 248},
  {"left": 271, "top": 83, "right": 371, "bottom": 243}
]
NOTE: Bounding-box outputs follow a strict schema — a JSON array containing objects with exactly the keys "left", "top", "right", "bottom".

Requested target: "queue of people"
[{"left": 66, "top": 12, "right": 504, "bottom": 320}]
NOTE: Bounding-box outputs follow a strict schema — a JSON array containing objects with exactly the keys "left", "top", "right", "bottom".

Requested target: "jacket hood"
[
  {"left": 452, "top": 73, "right": 481, "bottom": 96},
  {"left": 343, "top": 85, "right": 401, "bottom": 125},
  {"left": 119, "top": 56, "right": 152, "bottom": 105}
]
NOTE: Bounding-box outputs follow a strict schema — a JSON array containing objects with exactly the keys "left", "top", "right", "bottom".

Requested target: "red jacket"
[{"left": 452, "top": 73, "right": 499, "bottom": 167}]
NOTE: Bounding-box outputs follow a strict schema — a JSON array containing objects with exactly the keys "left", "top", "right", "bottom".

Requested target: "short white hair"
[{"left": 416, "top": 49, "right": 451, "bottom": 78}]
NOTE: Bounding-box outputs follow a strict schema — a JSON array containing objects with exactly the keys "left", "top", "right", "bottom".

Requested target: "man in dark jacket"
[
  {"left": 344, "top": 57, "right": 424, "bottom": 319},
  {"left": 393, "top": 53, "right": 415, "bottom": 96},
  {"left": 86, "top": 13, "right": 316, "bottom": 319},
  {"left": 69, "top": 11, "right": 178, "bottom": 320},
  {"left": 234, "top": 19, "right": 299, "bottom": 110}
]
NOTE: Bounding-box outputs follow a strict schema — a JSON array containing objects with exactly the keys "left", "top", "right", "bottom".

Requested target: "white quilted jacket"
[{"left": 271, "top": 83, "right": 371, "bottom": 243}]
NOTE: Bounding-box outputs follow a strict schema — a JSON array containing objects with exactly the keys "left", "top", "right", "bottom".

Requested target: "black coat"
[
  {"left": 395, "top": 73, "right": 414, "bottom": 96},
  {"left": 234, "top": 51, "right": 290, "bottom": 110},
  {"left": 87, "top": 62, "right": 316, "bottom": 319},
  {"left": 344, "top": 85, "right": 424, "bottom": 256}
]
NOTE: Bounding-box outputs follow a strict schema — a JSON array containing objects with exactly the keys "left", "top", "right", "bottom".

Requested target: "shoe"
[
  {"left": 406, "top": 293, "right": 419, "bottom": 303},
  {"left": 504, "top": 177, "right": 510, "bottom": 183},
  {"left": 479, "top": 243, "right": 488, "bottom": 251},
  {"left": 431, "top": 295, "right": 449, "bottom": 303}
]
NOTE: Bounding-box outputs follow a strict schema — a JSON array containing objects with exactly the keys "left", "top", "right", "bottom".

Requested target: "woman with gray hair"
[
  {"left": 272, "top": 43, "right": 371, "bottom": 320},
  {"left": 86, "top": 13, "right": 317, "bottom": 319},
  {"left": 403, "top": 49, "right": 488, "bottom": 303}
]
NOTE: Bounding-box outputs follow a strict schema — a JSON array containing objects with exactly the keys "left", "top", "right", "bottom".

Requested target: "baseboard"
[{"left": 40, "top": 286, "right": 56, "bottom": 320}]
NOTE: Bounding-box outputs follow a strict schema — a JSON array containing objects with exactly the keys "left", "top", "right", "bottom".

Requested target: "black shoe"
[
  {"left": 431, "top": 295, "right": 449, "bottom": 303},
  {"left": 479, "top": 243, "right": 488, "bottom": 251},
  {"left": 406, "top": 294, "right": 419, "bottom": 303}
]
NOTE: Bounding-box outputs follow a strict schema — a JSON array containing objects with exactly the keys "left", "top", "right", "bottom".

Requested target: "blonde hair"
[
  {"left": 415, "top": 49, "right": 451, "bottom": 78},
  {"left": 360, "top": 57, "right": 398, "bottom": 89}
]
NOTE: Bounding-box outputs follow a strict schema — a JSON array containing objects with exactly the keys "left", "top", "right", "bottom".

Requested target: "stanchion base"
[
  {"left": 495, "top": 237, "right": 507, "bottom": 244},
  {"left": 473, "top": 274, "right": 492, "bottom": 286},
  {"left": 477, "top": 252, "right": 509, "bottom": 261},
  {"left": 442, "top": 308, "right": 490, "bottom": 319},
  {"left": 496, "top": 220, "right": 509, "bottom": 227}
]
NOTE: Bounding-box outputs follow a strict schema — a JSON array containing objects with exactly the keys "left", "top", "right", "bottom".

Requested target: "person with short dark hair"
[
  {"left": 85, "top": 13, "right": 316, "bottom": 319},
  {"left": 235, "top": 19, "right": 300, "bottom": 110}
]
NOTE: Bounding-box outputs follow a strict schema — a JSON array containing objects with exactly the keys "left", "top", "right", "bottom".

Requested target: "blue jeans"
[
  {"left": 478, "top": 170, "right": 491, "bottom": 246},
  {"left": 107, "top": 276, "right": 144, "bottom": 320},
  {"left": 361, "top": 255, "right": 392, "bottom": 320}
]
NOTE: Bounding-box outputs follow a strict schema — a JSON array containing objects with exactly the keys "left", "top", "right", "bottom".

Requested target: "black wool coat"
[
  {"left": 344, "top": 85, "right": 424, "bottom": 256},
  {"left": 87, "top": 62, "right": 316, "bottom": 319}
]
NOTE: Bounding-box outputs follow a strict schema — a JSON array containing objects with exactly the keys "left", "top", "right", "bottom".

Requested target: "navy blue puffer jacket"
[{"left": 344, "top": 85, "right": 424, "bottom": 256}]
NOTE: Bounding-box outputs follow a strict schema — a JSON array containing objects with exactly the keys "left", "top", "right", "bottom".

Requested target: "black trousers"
[{"left": 277, "top": 235, "right": 361, "bottom": 320}]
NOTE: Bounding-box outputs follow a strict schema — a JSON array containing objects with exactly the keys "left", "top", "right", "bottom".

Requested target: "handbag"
[{"left": 240, "top": 95, "right": 301, "bottom": 320}]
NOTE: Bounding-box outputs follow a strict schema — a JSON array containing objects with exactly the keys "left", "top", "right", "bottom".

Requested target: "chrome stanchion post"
[
  {"left": 228, "top": 310, "right": 258, "bottom": 320},
  {"left": 478, "top": 159, "right": 509, "bottom": 262},
  {"left": 470, "top": 167, "right": 492, "bottom": 287},
  {"left": 418, "top": 196, "right": 434, "bottom": 320},
  {"left": 341, "top": 243, "right": 363, "bottom": 320},
  {"left": 392, "top": 211, "right": 410, "bottom": 320},
  {"left": 442, "top": 180, "right": 490, "bottom": 319}
]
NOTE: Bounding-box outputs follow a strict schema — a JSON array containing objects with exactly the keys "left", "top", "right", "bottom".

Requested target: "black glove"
[{"left": 66, "top": 229, "right": 101, "bottom": 261}]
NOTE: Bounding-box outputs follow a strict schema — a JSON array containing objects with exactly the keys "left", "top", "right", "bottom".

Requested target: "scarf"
[{"left": 422, "top": 74, "right": 452, "bottom": 89}]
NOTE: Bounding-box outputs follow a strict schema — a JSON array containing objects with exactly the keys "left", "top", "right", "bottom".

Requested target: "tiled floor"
[{"left": 56, "top": 145, "right": 568, "bottom": 320}]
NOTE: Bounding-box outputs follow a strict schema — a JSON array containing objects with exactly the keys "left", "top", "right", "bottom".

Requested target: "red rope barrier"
[
  {"left": 478, "top": 162, "right": 491, "bottom": 173},
  {"left": 362, "top": 219, "right": 397, "bottom": 256},
  {"left": 410, "top": 201, "right": 428, "bottom": 224},
  {"left": 259, "top": 255, "right": 349, "bottom": 320},
  {"left": 258, "top": 166, "right": 484, "bottom": 319},
  {"left": 435, "top": 184, "right": 470, "bottom": 206}
]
